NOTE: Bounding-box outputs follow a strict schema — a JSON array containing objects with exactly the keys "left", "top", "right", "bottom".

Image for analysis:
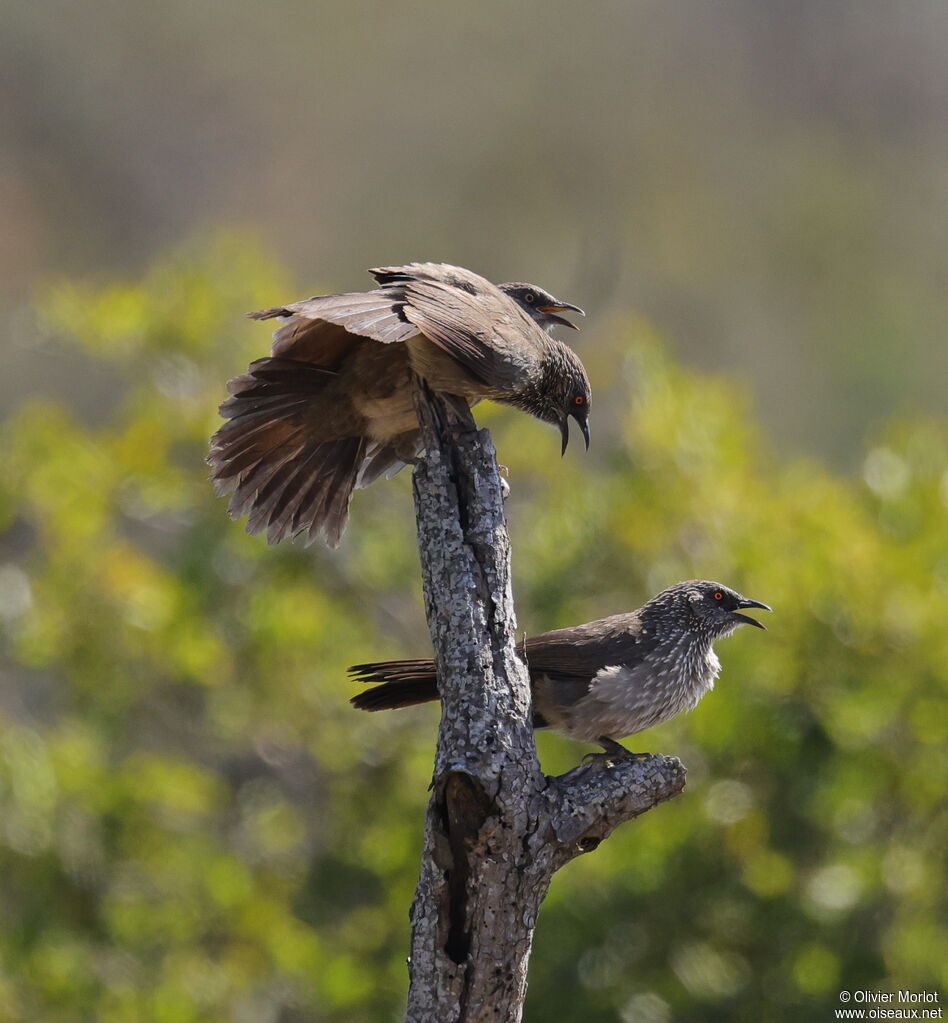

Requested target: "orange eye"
[
  {"left": 714, "top": 591, "right": 724, "bottom": 601},
  {"left": 574, "top": 395, "right": 585, "bottom": 405}
]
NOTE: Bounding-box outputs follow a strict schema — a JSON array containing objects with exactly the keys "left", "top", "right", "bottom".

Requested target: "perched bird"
[
  {"left": 349, "top": 581, "right": 771, "bottom": 756},
  {"left": 208, "top": 263, "right": 590, "bottom": 547}
]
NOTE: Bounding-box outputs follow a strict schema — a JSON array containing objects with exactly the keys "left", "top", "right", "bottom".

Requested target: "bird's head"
[
  {"left": 674, "top": 580, "right": 772, "bottom": 638},
  {"left": 530, "top": 342, "right": 592, "bottom": 454},
  {"left": 499, "top": 282, "right": 586, "bottom": 333}
]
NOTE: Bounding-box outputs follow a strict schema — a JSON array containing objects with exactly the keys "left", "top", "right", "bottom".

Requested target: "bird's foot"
[{"left": 581, "top": 737, "right": 651, "bottom": 769}]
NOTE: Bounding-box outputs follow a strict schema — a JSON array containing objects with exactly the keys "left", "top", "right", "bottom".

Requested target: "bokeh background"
[{"left": 1, "top": 3, "right": 946, "bottom": 1021}]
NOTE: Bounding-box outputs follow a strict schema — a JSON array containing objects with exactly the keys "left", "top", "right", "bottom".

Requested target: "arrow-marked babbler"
[
  {"left": 208, "top": 262, "right": 590, "bottom": 547},
  {"left": 350, "top": 581, "right": 771, "bottom": 756}
]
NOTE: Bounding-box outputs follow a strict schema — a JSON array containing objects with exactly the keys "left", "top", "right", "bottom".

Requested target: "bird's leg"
[
  {"left": 440, "top": 392, "right": 478, "bottom": 433},
  {"left": 392, "top": 434, "right": 425, "bottom": 470},
  {"left": 432, "top": 391, "right": 507, "bottom": 494},
  {"left": 600, "top": 736, "right": 651, "bottom": 759},
  {"left": 581, "top": 736, "right": 651, "bottom": 770}
]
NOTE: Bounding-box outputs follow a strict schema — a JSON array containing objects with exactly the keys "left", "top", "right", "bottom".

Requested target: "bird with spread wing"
[{"left": 208, "top": 262, "right": 590, "bottom": 547}]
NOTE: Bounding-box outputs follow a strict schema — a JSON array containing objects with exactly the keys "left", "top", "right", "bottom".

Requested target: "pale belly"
[{"left": 558, "top": 649, "right": 721, "bottom": 744}]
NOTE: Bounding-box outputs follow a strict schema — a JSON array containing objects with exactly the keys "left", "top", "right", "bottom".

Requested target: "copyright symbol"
[{"left": 840, "top": 991, "right": 851, "bottom": 1002}]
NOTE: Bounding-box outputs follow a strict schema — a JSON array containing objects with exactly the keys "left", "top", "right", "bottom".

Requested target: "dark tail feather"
[
  {"left": 350, "top": 678, "right": 440, "bottom": 712},
  {"left": 349, "top": 658, "right": 550, "bottom": 726},
  {"left": 357, "top": 432, "right": 421, "bottom": 488},
  {"left": 248, "top": 434, "right": 364, "bottom": 548},
  {"left": 348, "top": 659, "right": 548, "bottom": 724},
  {"left": 348, "top": 659, "right": 439, "bottom": 712},
  {"left": 208, "top": 357, "right": 363, "bottom": 548},
  {"left": 349, "top": 659, "right": 438, "bottom": 682}
]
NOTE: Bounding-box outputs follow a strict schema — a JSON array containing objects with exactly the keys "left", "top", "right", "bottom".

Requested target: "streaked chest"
[{"left": 572, "top": 638, "right": 721, "bottom": 740}]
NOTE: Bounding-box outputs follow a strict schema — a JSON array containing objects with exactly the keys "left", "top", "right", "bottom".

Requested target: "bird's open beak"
[
  {"left": 538, "top": 301, "right": 585, "bottom": 330},
  {"left": 560, "top": 414, "right": 590, "bottom": 455},
  {"left": 732, "top": 597, "right": 772, "bottom": 630}
]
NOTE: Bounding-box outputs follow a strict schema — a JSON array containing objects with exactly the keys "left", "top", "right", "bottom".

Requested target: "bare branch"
[{"left": 404, "top": 376, "right": 686, "bottom": 1022}]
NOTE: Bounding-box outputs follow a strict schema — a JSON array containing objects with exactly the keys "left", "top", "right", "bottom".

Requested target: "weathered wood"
[{"left": 405, "top": 377, "right": 686, "bottom": 1023}]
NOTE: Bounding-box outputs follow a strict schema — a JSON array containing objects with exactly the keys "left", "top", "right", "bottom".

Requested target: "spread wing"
[
  {"left": 249, "top": 290, "right": 419, "bottom": 361},
  {"left": 371, "top": 263, "right": 546, "bottom": 391},
  {"left": 249, "top": 262, "right": 547, "bottom": 392}
]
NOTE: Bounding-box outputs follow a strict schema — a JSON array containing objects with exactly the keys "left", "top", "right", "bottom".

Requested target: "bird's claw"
[
  {"left": 581, "top": 738, "right": 651, "bottom": 769},
  {"left": 580, "top": 751, "right": 616, "bottom": 772}
]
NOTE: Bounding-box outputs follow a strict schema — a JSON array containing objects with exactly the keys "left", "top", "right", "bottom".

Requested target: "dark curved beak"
[
  {"left": 732, "top": 597, "right": 772, "bottom": 630},
  {"left": 538, "top": 301, "right": 585, "bottom": 330},
  {"left": 576, "top": 414, "right": 590, "bottom": 451},
  {"left": 560, "top": 414, "right": 590, "bottom": 455}
]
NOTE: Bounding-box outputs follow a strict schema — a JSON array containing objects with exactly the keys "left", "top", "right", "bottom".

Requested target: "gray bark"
[{"left": 405, "top": 379, "right": 687, "bottom": 1023}]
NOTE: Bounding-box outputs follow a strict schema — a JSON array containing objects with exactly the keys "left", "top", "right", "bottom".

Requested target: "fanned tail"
[
  {"left": 356, "top": 433, "right": 421, "bottom": 488},
  {"left": 208, "top": 357, "right": 364, "bottom": 548},
  {"left": 348, "top": 659, "right": 439, "bottom": 712}
]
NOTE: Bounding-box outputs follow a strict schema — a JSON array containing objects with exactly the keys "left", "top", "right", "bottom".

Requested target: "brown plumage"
[
  {"left": 350, "top": 581, "right": 771, "bottom": 753},
  {"left": 208, "top": 263, "right": 590, "bottom": 547}
]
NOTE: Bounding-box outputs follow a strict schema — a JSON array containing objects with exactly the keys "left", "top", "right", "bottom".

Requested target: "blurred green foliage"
[{"left": 0, "top": 237, "right": 945, "bottom": 1022}]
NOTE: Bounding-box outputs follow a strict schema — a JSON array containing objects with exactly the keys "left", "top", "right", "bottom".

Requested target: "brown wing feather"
[
  {"left": 370, "top": 263, "right": 549, "bottom": 391},
  {"left": 523, "top": 613, "right": 645, "bottom": 683},
  {"left": 250, "top": 290, "right": 419, "bottom": 354},
  {"left": 250, "top": 263, "right": 547, "bottom": 393}
]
